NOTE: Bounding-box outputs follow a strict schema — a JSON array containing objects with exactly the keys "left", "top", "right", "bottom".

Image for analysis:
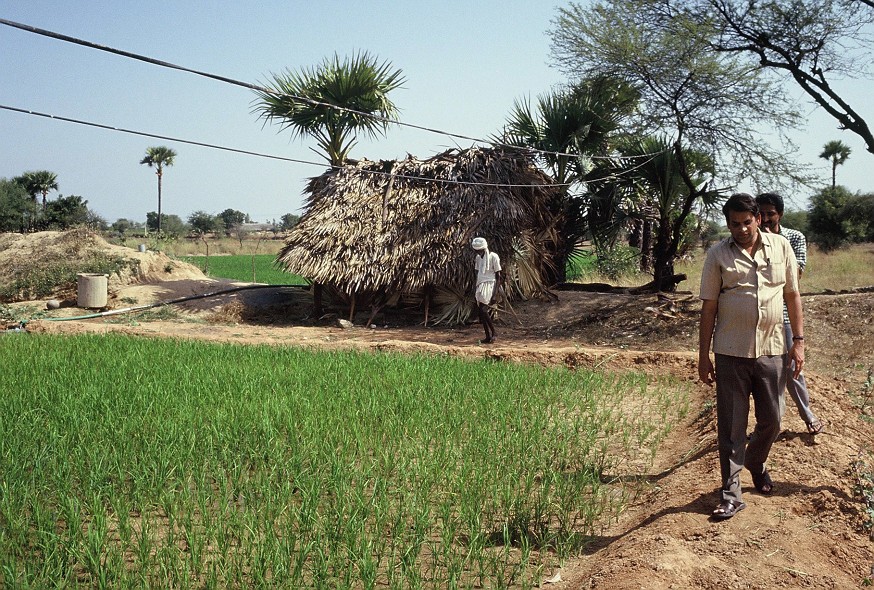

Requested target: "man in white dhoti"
[{"left": 471, "top": 237, "right": 502, "bottom": 344}]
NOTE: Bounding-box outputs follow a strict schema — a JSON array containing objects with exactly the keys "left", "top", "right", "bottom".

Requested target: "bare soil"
[{"left": 5, "top": 231, "right": 874, "bottom": 588}]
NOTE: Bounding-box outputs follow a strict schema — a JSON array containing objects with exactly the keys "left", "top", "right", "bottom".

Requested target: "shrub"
[
  {"left": 0, "top": 247, "right": 138, "bottom": 303},
  {"left": 596, "top": 244, "right": 641, "bottom": 280},
  {"left": 808, "top": 186, "right": 869, "bottom": 252}
]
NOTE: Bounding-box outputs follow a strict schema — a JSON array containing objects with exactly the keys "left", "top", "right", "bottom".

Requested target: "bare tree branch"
[{"left": 703, "top": 0, "right": 874, "bottom": 154}]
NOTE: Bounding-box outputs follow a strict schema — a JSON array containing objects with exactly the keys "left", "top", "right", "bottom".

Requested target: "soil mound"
[
  {"left": 0, "top": 229, "right": 215, "bottom": 306},
  {"left": 1, "top": 229, "right": 206, "bottom": 285}
]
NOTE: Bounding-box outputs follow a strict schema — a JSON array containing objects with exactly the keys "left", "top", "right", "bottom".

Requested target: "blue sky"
[{"left": 1, "top": 1, "right": 871, "bottom": 225}]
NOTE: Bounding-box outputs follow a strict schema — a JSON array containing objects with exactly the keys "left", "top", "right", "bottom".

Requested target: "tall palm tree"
[
  {"left": 15, "top": 170, "right": 58, "bottom": 208},
  {"left": 252, "top": 52, "right": 405, "bottom": 167},
  {"left": 140, "top": 146, "right": 177, "bottom": 234},
  {"left": 818, "top": 140, "right": 851, "bottom": 188},
  {"left": 499, "top": 76, "right": 638, "bottom": 282}
]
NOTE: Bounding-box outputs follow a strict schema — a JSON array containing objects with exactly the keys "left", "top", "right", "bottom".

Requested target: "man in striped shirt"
[{"left": 757, "top": 192, "right": 823, "bottom": 436}]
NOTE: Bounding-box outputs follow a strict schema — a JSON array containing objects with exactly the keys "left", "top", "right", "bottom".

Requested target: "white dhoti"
[{"left": 475, "top": 281, "right": 495, "bottom": 305}]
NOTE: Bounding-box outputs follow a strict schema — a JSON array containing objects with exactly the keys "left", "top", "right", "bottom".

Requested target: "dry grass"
[
  {"left": 603, "top": 242, "right": 874, "bottom": 296},
  {"left": 803, "top": 242, "right": 874, "bottom": 293},
  {"left": 205, "top": 301, "right": 247, "bottom": 324},
  {"left": 114, "top": 235, "right": 287, "bottom": 257}
]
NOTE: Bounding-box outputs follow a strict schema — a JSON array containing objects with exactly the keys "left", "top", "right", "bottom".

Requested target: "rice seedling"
[
  {"left": 0, "top": 334, "right": 689, "bottom": 588},
  {"left": 179, "top": 254, "right": 306, "bottom": 286}
]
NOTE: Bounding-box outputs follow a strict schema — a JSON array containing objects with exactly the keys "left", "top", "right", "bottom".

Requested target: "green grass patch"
[
  {"left": 180, "top": 254, "right": 307, "bottom": 285},
  {"left": 0, "top": 334, "right": 689, "bottom": 588},
  {"left": 566, "top": 250, "right": 653, "bottom": 287},
  {"left": 565, "top": 251, "right": 597, "bottom": 281},
  {"left": 0, "top": 303, "right": 46, "bottom": 324}
]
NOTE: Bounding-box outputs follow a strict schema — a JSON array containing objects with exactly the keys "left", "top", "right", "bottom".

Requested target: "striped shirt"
[
  {"left": 700, "top": 231, "right": 800, "bottom": 358},
  {"left": 778, "top": 226, "right": 806, "bottom": 323}
]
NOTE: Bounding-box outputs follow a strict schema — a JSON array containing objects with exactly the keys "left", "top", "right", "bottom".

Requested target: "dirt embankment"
[{"left": 5, "top": 230, "right": 874, "bottom": 589}]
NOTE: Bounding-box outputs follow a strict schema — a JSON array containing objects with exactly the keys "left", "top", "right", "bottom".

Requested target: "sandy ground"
[{"left": 5, "top": 231, "right": 874, "bottom": 588}]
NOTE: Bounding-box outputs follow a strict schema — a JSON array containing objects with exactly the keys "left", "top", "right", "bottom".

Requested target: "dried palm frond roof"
[{"left": 276, "top": 146, "right": 560, "bottom": 297}]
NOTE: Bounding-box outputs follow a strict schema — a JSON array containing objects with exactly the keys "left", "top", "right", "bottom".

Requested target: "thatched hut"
[{"left": 276, "top": 147, "right": 560, "bottom": 325}]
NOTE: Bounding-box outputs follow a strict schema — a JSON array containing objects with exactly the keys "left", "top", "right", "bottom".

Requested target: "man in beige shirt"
[{"left": 698, "top": 193, "right": 805, "bottom": 520}]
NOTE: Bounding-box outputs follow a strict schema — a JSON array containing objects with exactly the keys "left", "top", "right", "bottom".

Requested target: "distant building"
[{"left": 238, "top": 222, "right": 277, "bottom": 233}]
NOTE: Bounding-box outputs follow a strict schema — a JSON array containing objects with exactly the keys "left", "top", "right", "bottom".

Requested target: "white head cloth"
[{"left": 471, "top": 237, "right": 493, "bottom": 272}]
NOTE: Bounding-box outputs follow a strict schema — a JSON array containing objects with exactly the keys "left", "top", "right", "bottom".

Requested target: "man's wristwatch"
[{"left": 792, "top": 336, "right": 804, "bottom": 341}]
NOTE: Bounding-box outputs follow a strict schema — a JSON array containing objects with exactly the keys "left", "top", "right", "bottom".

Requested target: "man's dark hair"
[
  {"left": 755, "top": 192, "right": 785, "bottom": 215},
  {"left": 722, "top": 192, "right": 759, "bottom": 220}
]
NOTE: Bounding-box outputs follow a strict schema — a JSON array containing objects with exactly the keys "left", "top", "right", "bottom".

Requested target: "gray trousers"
[
  {"left": 715, "top": 353, "right": 787, "bottom": 503},
  {"left": 784, "top": 323, "right": 818, "bottom": 424}
]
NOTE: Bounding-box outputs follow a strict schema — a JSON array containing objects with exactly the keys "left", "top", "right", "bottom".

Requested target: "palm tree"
[
  {"left": 140, "top": 146, "right": 177, "bottom": 234},
  {"left": 15, "top": 170, "right": 58, "bottom": 208},
  {"left": 252, "top": 52, "right": 405, "bottom": 167},
  {"left": 623, "top": 136, "right": 719, "bottom": 290},
  {"left": 587, "top": 136, "right": 719, "bottom": 291},
  {"left": 499, "top": 77, "right": 638, "bottom": 282},
  {"left": 819, "top": 140, "right": 851, "bottom": 188}
]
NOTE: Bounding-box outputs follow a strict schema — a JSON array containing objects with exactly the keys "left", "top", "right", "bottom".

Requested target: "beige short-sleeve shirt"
[{"left": 700, "top": 231, "right": 799, "bottom": 358}]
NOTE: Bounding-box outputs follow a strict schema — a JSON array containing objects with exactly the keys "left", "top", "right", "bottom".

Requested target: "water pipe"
[{"left": 5, "top": 284, "right": 308, "bottom": 332}]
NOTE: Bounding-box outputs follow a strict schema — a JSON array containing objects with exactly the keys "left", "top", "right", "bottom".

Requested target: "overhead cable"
[
  {"left": 0, "top": 17, "right": 663, "bottom": 163},
  {"left": 1, "top": 100, "right": 661, "bottom": 188},
  {"left": 0, "top": 103, "right": 580, "bottom": 188},
  {"left": 0, "top": 103, "right": 324, "bottom": 166}
]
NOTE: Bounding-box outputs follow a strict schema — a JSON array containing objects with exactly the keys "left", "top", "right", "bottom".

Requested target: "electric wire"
[
  {"left": 0, "top": 17, "right": 666, "bottom": 164},
  {"left": 1, "top": 102, "right": 662, "bottom": 189},
  {"left": 0, "top": 104, "right": 325, "bottom": 167},
  {"left": 0, "top": 103, "right": 577, "bottom": 188}
]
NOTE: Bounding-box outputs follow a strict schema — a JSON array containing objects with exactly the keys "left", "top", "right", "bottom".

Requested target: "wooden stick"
[{"left": 499, "top": 286, "right": 522, "bottom": 325}]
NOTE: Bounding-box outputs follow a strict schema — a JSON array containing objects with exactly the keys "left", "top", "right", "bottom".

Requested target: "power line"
[
  {"left": 0, "top": 18, "right": 494, "bottom": 149},
  {"left": 2, "top": 100, "right": 663, "bottom": 189},
  {"left": 0, "top": 17, "right": 664, "bottom": 163},
  {"left": 0, "top": 103, "right": 578, "bottom": 188},
  {"left": 0, "top": 104, "right": 325, "bottom": 167}
]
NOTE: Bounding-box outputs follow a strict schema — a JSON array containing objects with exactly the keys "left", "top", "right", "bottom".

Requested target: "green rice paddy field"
[
  {"left": 0, "top": 334, "right": 689, "bottom": 589},
  {"left": 179, "top": 254, "right": 306, "bottom": 286}
]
